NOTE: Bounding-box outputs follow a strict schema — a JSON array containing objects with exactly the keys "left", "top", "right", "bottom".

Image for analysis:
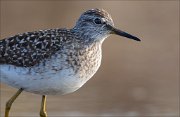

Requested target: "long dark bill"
[{"left": 108, "top": 25, "right": 141, "bottom": 41}]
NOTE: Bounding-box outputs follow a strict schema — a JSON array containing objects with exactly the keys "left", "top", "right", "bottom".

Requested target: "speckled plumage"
[
  {"left": 0, "top": 39, "right": 102, "bottom": 95},
  {"left": 0, "top": 28, "right": 80, "bottom": 67},
  {"left": 0, "top": 9, "right": 110, "bottom": 95},
  {"left": 0, "top": 8, "right": 140, "bottom": 95},
  {"left": 1, "top": 8, "right": 141, "bottom": 117}
]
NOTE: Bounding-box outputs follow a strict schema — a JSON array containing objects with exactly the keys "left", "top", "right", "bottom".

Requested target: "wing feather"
[{"left": 0, "top": 28, "right": 74, "bottom": 67}]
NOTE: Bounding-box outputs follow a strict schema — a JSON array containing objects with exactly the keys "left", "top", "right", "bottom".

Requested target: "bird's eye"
[{"left": 94, "top": 18, "right": 104, "bottom": 24}]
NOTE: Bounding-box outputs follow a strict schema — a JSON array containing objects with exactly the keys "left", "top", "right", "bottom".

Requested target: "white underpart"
[
  {"left": 0, "top": 42, "right": 103, "bottom": 95},
  {"left": 1, "top": 65, "right": 82, "bottom": 95}
]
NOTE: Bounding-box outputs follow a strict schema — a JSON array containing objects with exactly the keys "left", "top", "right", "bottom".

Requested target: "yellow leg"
[
  {"left": 5, "top": 88, "right": 23, "bottom": 117},
  {"left": 40, "top": 95, "right": 47, "bottom": 117}
]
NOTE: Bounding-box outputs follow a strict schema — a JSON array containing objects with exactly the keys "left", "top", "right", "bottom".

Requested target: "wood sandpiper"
[{"left": 0, "top": 8, "right": 140, "bottom": 117}]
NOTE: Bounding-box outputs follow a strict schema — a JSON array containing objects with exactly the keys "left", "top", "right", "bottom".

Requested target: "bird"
[{"left": 0, "top": 8, "right": 140, "bottom": 117}]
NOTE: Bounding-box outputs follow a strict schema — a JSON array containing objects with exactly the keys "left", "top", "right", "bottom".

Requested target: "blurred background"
[{"left": 0, "top": 1, "right": 179, "bottom": 117}]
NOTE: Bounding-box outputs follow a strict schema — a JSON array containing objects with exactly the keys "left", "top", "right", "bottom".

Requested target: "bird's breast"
[{"left": 60, "top": 41, "right": 103, "bottom": 81}]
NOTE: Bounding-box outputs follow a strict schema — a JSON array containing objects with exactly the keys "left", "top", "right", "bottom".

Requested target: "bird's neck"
[{"left": 70, "top": 27, "right": 107, "bottom": 45}]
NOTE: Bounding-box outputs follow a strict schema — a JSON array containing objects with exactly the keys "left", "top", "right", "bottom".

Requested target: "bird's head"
[{"left": 73, "top": 8, "right": 140, "bottom": 44}]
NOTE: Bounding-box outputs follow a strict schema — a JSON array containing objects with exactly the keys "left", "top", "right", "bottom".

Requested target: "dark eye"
[{"left": 94, "top": 18, "right": 103, "bottom": 24}]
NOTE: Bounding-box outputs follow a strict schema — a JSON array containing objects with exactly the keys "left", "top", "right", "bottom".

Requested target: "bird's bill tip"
[{"left": 108, "top": 25, "right": 141, "bottom": 41}]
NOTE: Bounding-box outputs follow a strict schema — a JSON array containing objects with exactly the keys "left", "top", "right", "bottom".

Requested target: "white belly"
[
  {"left": 0, "top": 42, "right": 102, "bottom": 95},
  {"left": 0, "top": 64, "right": 89, "bottom": 95}
]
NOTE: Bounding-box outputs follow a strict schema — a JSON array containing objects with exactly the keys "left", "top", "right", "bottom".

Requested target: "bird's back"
[{"left": 0, "top": 28, "right": 78, "bottom": 67}]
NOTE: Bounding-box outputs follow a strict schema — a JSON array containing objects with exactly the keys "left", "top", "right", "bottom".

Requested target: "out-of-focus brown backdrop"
[{"left": 0, "top": 1, "right": 179, "bottom": 117}]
